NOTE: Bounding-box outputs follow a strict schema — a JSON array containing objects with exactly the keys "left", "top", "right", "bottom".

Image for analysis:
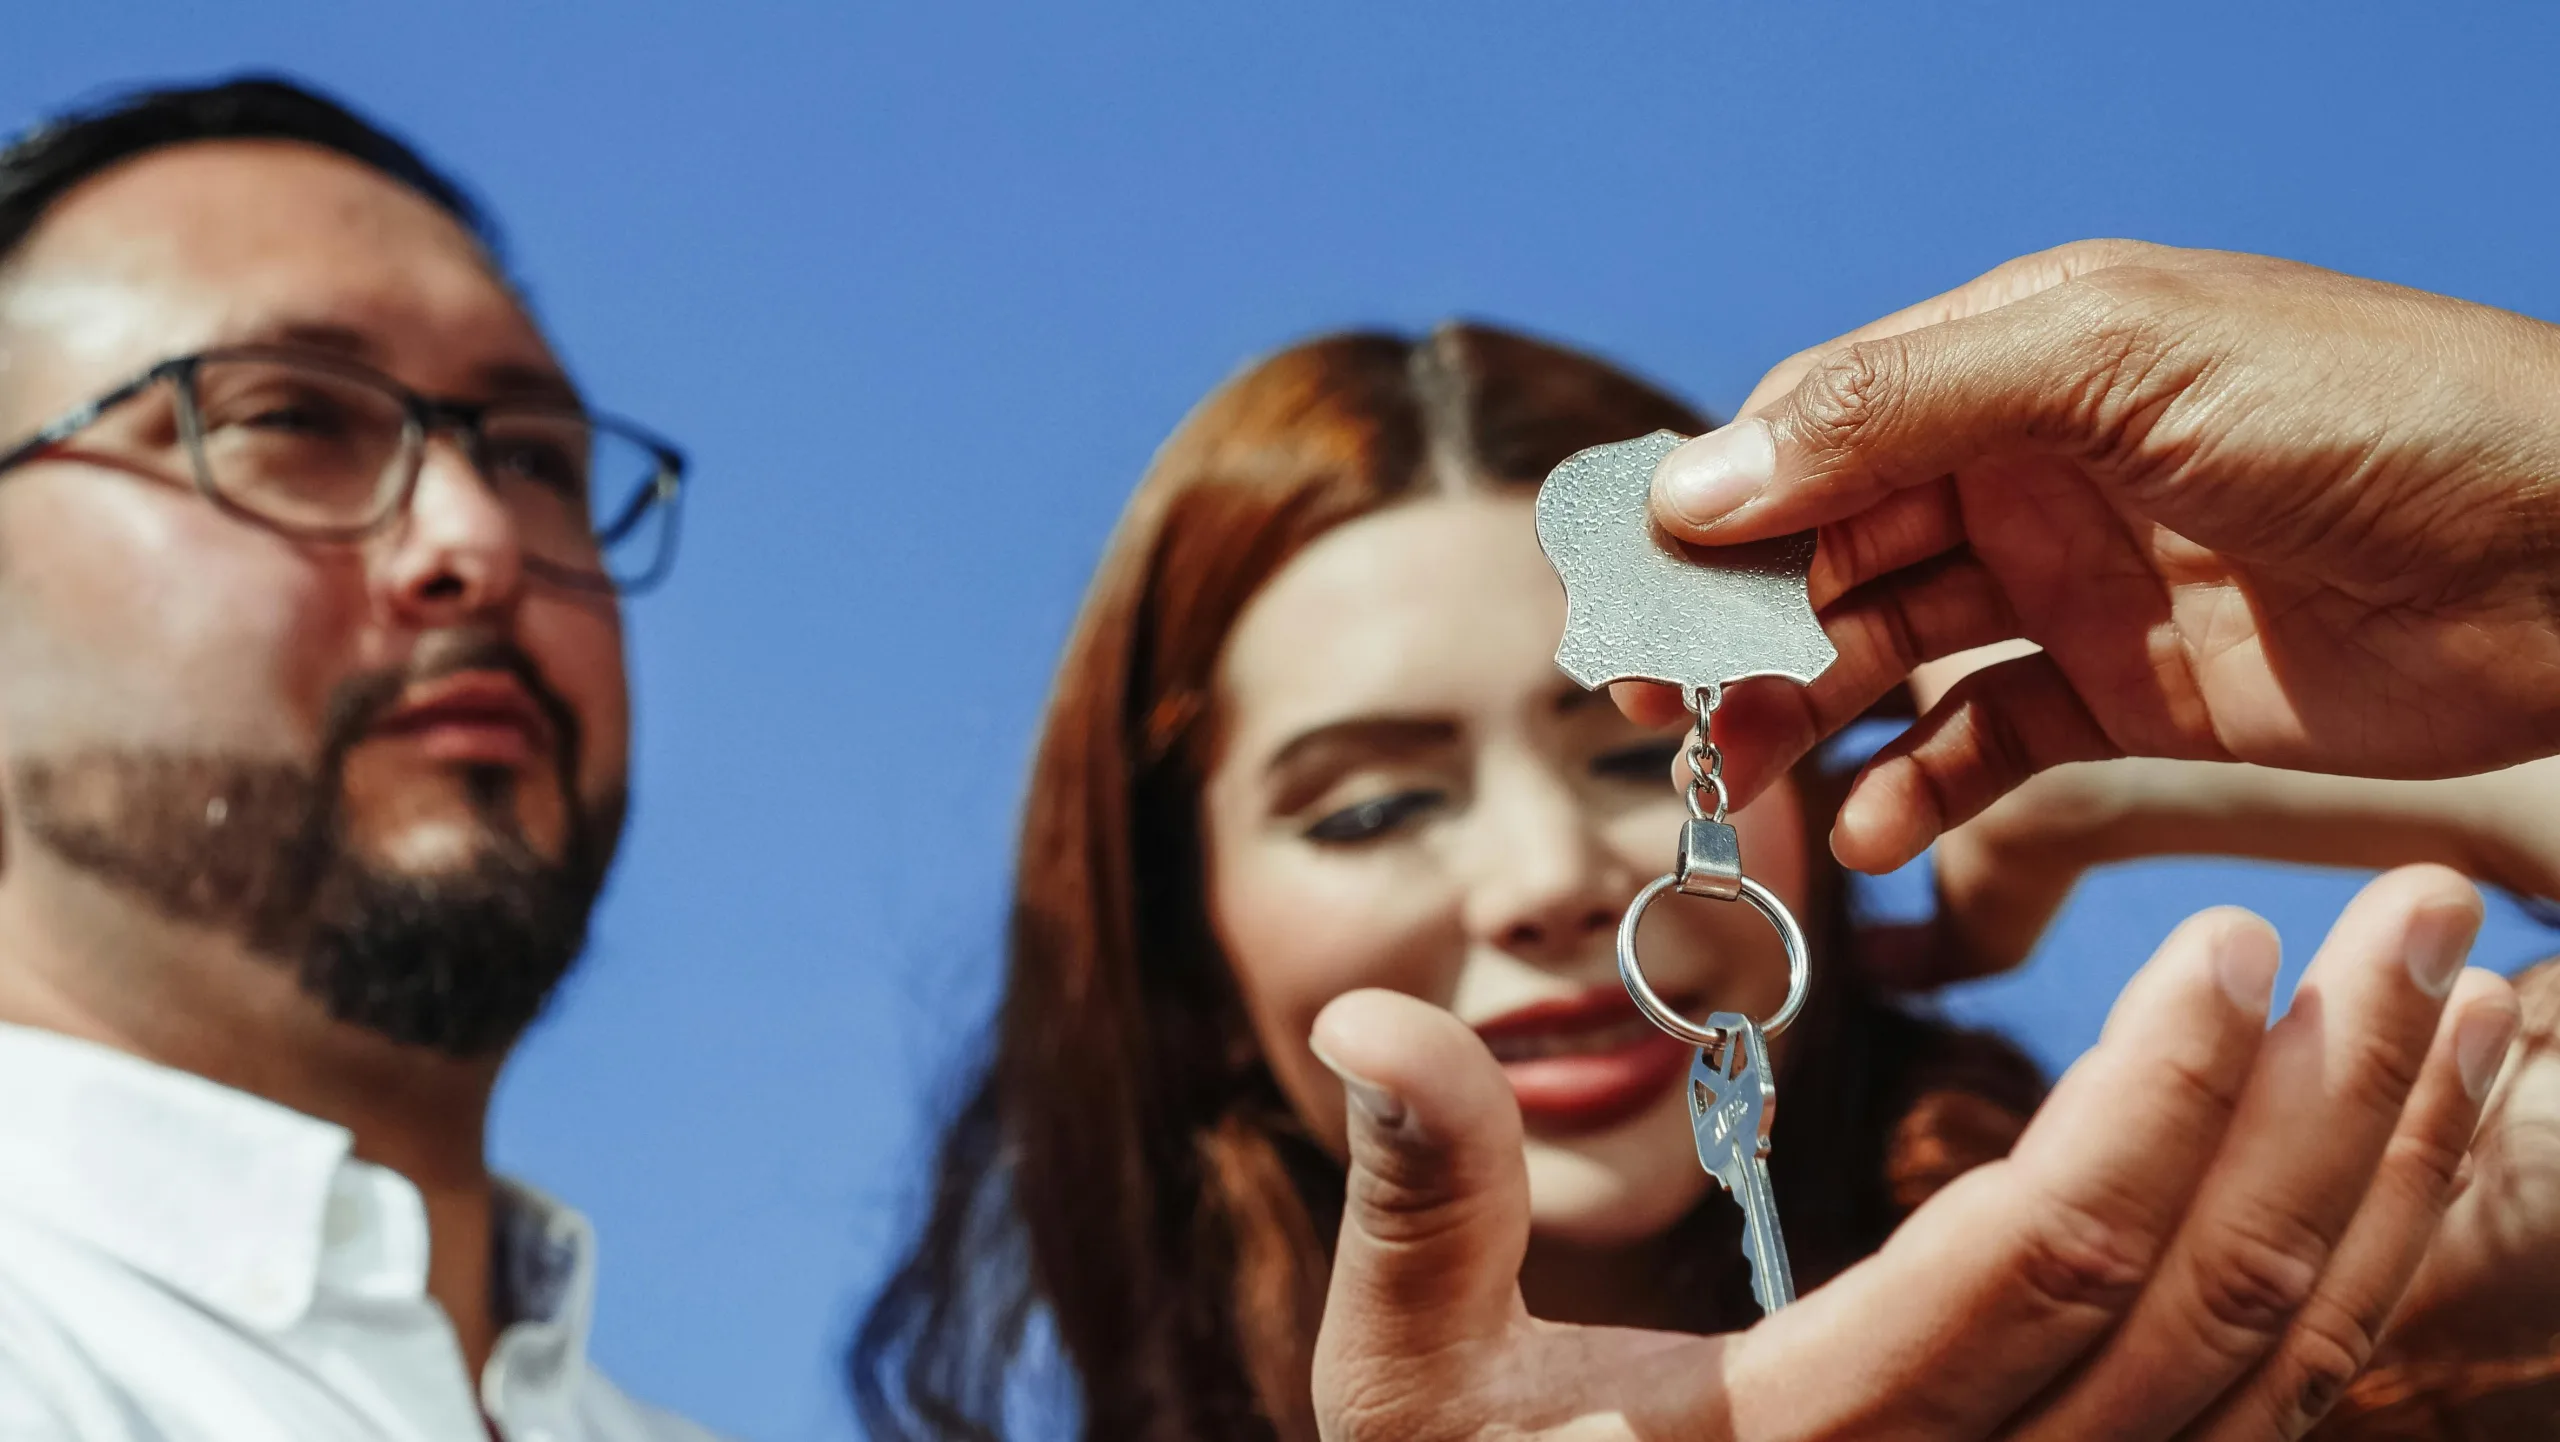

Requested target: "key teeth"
[
  {"left": 1751, "top": 1272, "right": 1796, "bottom": 1314},
  {"left": 1687, "top": 1023, "right": 1795, "bottom": 1316}
]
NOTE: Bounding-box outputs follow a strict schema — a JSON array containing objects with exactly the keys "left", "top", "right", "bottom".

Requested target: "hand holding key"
[
  {"left": 1310, "top": 865, "right": 2521, "bottom": 1441},
  {"left": 1620, "top": 240, "right": 2560, "bottom": 874}
]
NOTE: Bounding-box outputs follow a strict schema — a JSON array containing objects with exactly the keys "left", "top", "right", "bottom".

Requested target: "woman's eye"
[
  {"left": 1303, "top": 788, "right": 1445, "bottom": 844},
  {"left": 1592, "top": 739, "right": 1684, "bottom": 785}
]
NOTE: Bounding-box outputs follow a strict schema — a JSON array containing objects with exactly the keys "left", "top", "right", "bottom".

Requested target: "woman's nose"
[{"left": 1462, "top": 770, "right": 1633, "bottom": 968}]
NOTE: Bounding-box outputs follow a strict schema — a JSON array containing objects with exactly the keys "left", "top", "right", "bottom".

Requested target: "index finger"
[
  {"left": 1729, "top": 238, "right": 2177, "bottom": 419},
  {"left": 2016, "top": 866, "right": 2482, "bottom": 1438},
  {"left": 1724, "top": 901, "right": 2282, "bottom": 1435}
]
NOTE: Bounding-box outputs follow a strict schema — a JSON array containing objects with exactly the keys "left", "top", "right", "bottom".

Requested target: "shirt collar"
[
  {"left": 0, "top": 1021, "right": 351, "bottom": 1330},
  {"left": 0, "top": 1020, "right": 604, "bottom": 1403},
  {"left": 483, "top": 1176, "right": 601, "bottom": 1420}
]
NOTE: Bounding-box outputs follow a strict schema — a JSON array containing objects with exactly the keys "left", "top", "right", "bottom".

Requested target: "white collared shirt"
[{"left": 0, "top": 1023, "right": 722, "bottom": 1442}]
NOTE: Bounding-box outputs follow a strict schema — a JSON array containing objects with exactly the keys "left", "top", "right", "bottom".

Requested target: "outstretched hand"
[
  {"left": 1311, "top": 865, "right": 2520, "bottom": 1441},
  {"left": 1618, "top": 241, "right": 2560, "bottom": 873}
]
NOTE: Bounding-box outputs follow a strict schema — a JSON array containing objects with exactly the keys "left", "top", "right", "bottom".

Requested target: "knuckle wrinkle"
[
  {"left": 1792, "top": 342, "right": 1900, "bottom": 457},
  {"left": 2191, "top": 1206, "right": 2327, "bottom": 1344},
  {"left": 2010, "top": 1191, "right": 2152, "bottom": 1320}
]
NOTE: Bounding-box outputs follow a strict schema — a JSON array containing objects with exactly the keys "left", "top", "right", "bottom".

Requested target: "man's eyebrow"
[
  {"left": 251, "top": 320, "right": 377, "bottom": 360},
  {"left": 226, "top": 322, "right": 583, "bottom": 408},
  {"left": 474, "top": 361, "right": 583, "bottom": 409}
]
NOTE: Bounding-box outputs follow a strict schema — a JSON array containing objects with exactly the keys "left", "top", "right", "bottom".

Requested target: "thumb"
[{"left": 1309, "top": 988, "right": 1530, "bottom": 1373}]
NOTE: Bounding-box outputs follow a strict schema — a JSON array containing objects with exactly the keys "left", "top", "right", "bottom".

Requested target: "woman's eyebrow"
[{"left": 1263, "top": 716, "right": 1455, "bottom": 783}]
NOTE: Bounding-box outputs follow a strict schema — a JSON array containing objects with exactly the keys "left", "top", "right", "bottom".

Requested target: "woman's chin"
[{"left": 1519, "top": 1088, "right": 1714, "bottom": 1246}]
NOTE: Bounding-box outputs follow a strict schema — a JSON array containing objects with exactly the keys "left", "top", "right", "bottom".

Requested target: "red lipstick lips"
[
  {"left": 1473, "top": 984, "right": 1693, "bottom": 1134},
  {"left": 369, "top": 671, "right": 554, "bottom": 768}
]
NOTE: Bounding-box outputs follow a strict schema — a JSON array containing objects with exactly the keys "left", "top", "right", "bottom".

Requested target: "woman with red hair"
[{"left": 852, "top": 322, "right": 2526, "bottom": 1441}]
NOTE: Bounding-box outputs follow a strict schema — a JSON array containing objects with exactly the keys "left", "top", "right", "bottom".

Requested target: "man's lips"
[
  {"left": 366, "top": 671, "right": 555, "bottom": 768},
  {"left": 1472, "top": 985, "right": 1696, "bottom": 1134}
]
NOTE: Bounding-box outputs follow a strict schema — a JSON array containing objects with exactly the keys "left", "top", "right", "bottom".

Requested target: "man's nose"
[
  {"left": 374, "top": 436, "right": 524, "bottom": 621},
  {"left": 1461, "top": 768, "right": 1633, "bottom": 969}
]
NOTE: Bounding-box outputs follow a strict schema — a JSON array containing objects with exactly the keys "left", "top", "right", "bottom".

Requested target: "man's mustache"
[{"left": 317, "top": 631, "right": 585, "bottom": 782}]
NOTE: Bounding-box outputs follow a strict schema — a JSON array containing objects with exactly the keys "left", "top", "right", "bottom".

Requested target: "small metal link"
[{"left": 1684, "top": 683, "right": 1728, "bottom": 823}]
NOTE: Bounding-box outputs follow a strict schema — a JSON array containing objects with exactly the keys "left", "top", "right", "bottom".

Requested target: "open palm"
[{"left": 1311, "top": 868, "right": 2515, "bottom": 1441}]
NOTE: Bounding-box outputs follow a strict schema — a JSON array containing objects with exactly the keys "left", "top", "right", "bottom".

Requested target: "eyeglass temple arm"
[
  {"left": 0, "top": 369, "right": 173, "bottom": 477},
  {"left": 594, "top": 463, "right": 681, "bottom": 546}
]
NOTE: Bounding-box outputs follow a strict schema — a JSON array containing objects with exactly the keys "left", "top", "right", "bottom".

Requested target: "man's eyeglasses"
[{"left": 0, "top": 346, "right": 688, "bottom": 593}]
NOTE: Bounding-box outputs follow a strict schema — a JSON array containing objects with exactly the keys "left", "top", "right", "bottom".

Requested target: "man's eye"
[
  {"left": 1304, "top": 789, "right": 1445, "bottom": 845},
  {"left": 486, "top": 439, "right": 588, "bottom": 496},
  {"left": 1592, "top": 739, "right": 1684, "bottom": 784},
  {"left": 218, "top": 391, "right": 356, "bottom": 438}
]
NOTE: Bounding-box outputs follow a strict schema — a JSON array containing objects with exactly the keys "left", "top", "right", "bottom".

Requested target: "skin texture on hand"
[
  {"left": 1620, "top": 240, "right": 2560, "bottom": 874},
  {"left": 1879, "top": 754, "right": 2560, "bottom": 987},
  {"left": 1863, "top": 642, "right": 2560, "bottom": 988},
  {"left": 1310, "top": 865, "right": 2520, "bottom": 1442},
  {"left": 2380, "top": 955, "right": 2560, "bottom": 1362},
  {"left": 1851, "top": 672, "right": 2560, "bottom": 1425}
]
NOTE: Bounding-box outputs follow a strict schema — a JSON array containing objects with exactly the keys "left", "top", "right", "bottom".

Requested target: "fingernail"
[
  {"left": 2457, "top": 998, "right": 2520, "bottom": 1101},
  {"left": 1310, "top": 1040, "right": 1407, "bottom": 1129},
  {"left": 2214, "top": 926, "right": 2281, "bottom": 1015},
  {"left": 1833, "top": 770, "right": 1923, "bottom": 875},
  {"left": 1834, "top": 779, "right": 1888, "bottom": 859},
  {"left": 1657, "top": 418, "right": 1776, "bottom": 528},
  {"left": 2404, "top": 902, "right": 2479, "bottom": 999}
]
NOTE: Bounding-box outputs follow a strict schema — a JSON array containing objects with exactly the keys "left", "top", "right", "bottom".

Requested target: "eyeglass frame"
[{"left": 0, "top": 344, "right": 690, "bottom": 594}]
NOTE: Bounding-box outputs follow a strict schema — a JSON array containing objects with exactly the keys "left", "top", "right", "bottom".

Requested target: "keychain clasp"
[{"left": 1616, "top": 683, "right": 1811, "bottom": 1050}]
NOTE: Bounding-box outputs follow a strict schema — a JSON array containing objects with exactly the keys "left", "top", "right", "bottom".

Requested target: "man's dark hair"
[{"left": 0, "top": 74, "right": 499, "bottom": 268}]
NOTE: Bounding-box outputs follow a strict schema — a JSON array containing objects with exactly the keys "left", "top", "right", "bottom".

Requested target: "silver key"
[
  {"left": 1689, "top": 1011, "right": 1794, "bottom": 1315},
  {"left": 1539, "top": 431, "right": 1816, "bottom": 1318}
]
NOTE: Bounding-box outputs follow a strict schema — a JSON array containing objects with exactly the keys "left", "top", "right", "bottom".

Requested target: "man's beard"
[{"left": 10, "top": 637, "right": 623, "bottom": 1058}]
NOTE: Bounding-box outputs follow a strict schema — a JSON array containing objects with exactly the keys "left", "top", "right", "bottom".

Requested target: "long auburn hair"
[{"left": 851, "top": 323, "right": 2045, "bottom": 1441}]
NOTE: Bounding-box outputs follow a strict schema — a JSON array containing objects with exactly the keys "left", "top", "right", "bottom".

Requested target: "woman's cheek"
[
  {"left": 1212, "top": 845, "right": 1464, "bottom": 1154},
  {"left": 1220, "top": 845, "right": 1460, "bottom": 1011}
]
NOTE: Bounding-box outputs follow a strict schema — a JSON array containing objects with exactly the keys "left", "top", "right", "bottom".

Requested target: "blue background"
[{"left": 8, "top": 4, "right": 2560, "bottom": 1437}]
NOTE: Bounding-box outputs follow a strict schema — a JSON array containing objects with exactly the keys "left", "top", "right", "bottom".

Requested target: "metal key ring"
[{"left": 1616, "top": 872, "right": 1811, "bottom": 1049}]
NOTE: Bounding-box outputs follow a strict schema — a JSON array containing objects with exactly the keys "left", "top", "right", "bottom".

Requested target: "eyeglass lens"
[{"left": 183, "top": 355, "right": 671, "bottom": 586}]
